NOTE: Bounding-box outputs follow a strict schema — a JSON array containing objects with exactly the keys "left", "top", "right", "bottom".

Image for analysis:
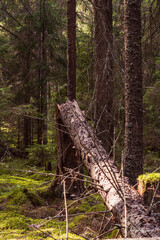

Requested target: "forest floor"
[{"left": 0, "top": 159, "right": 119, "bottom": 240}]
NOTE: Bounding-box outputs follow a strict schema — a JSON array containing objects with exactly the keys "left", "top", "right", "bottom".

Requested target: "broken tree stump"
[
  {"left": 56, "top": 100, "right": 160, "bottom": 238},
  {"left": 50, "top": 105, "right": 84, "bottom": 198}
]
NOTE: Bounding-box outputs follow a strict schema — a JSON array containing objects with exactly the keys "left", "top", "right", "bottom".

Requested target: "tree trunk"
[
  {"left": 23, "top": 30, "right": 31, "bottom": 149},
  {"left": 124, "top": 0, "right": 143, "bottom": 185},
  {"left": 50, "top": 107, "right": 84, "bottom": 198},
  {"left": 41, "top": 0, "right": 47, "bottom": 145},
  {"left": 51, "top": 0, "right": 84, "bottom": 197},
  {"left": 57, "top": 100, "right": 160, "bottom": 238},
  {"left": 37, "top": 0, "right": 48, "bottom": 146},
  {"left": 67, "top": 0, "right": 76, "bottom": 100},
  {"left": 94, "top": 0, "right": 114, "bottom": 154}
]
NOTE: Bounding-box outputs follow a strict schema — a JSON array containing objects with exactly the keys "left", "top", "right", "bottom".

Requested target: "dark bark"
[
  {"left": 67, "top": 0, "right": 76, "bottom": 100},
  {"left": 94, "top": 0, "right": 114, "bottom": 154},
  {"left": 37, "top": 0, "right": 47, "bottom": 146},
  {"left": 52, "top": 0, "right": 84, "bottom": 197},
  {"left": 57, "top": 100, "right": 160, "bottom": 238},
  {"left": 41, "top": 0, "right": 47, "bottom": 145},
  {"left": 23, "top": 28, "right": 31, "bottom": 149},
  {"left": 50, "top": 107, "right": 84, "bottom": 198},
  {"left": 124, "top": 0, "right": 143, "bottom": 186}
]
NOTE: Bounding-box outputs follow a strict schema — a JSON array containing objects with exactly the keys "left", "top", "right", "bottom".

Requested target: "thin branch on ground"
[
  {"left": 44, "top": 211, "right": 110, "bottom": 220},
  {"left": 147, "top": 178, "right": 160, "bottom": 215},
  {"left": 99, "top": 215, "right": 113, "bottom": 236},
  {"left": 121, "top": 151, "right": 127, "bottom": 238},
  {"left": 63, "top": 180, "right": 69, "bottom": 240},
  {"left": 30, "top": 224, "right": 57, "bottom": 240},
  {"left": 94, "top": 227, "right": 119, "bottom": 239}
]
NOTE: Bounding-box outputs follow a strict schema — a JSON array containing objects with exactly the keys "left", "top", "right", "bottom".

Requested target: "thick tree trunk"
[
  {"left": 52, "top": 0, "right": 84, "bottom": 197},
  {"left": 37, "top": 0, "right": 48, "bottom": 146},
  {"left": 57, "top": 100, "right": 160, "bottom": 238},
  {"left": 94, "top": 0, "right": 114, "bottom": 154},
  {"left": 50, "top": 108, "right": 84, "bottom": 198},
  {"left": 67, "top": 0, "right": 76, "bottom": 100},
  {"left": 124, "top": 0, "right": 143, "bottom": 185},
  {"left": 23, "top": 37, "right": 31, "bottom": 149}
]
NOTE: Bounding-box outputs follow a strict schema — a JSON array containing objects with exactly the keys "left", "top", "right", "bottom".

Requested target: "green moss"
[
  {"left": 31, "top": 173, "right": 53, "bottom": 181},
  {"left": 38, "top": 187, "right": 55, "bottom": 200},
  {"left": 29, "top": 228, "right": 84, "bottom": 240},
  {"left": 22, "top": 188, "right": 44, "bottom": 206},
  {"left": 69, "top": 215, "right": 87, "bottom": 229},
  {"left": 76, "top": 194, "right": 105, "bottom": 213},
  {"left": 45, "top": 219, "right": 66, "bottom": 229},
  {"left": 0, "top": 174, "right": 43, "bottom": 188},
  {"left": 138, "top": 173, "right": 160, "bottom": 184},
  {"left": 107, "top": 229, "right": 119, "bottom": 239},
  {"left": 0, "top": 212, "right": 32, "bottom": 231},
  {"left": 0, "top": 231, "right": 24, "bottom": 240},
  {"left": 0, "top": 161, "right": 106, "bottom": 240},
  {"left": 8, "top": 189, "right": 27, "bottom": 205},
  {"left": 5, "top": 216, "right": 30, "bottom": 230}
]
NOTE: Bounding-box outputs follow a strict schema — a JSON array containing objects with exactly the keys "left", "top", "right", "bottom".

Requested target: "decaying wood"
[
  {"left": 57, "top": 100, "right": 160, "bottom": 238},
  {"left": 50, "top": 107, "right": 84, "bottom": 197}
]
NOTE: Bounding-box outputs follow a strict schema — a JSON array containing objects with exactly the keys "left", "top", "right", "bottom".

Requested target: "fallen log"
[{"left": 57, "top": 100, "right": 160, "bottom": 238}]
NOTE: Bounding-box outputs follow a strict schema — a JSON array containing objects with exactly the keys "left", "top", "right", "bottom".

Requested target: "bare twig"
[
  {"left": 121, "top": 151, "right": 127, "bottom": 238},
  {"left": 46, "top": 210, "right": 110, "bottom": 220},
  {"left": 99, "top": 215, "right": 112, "bottom": 236},
  {"left": 147, "top": 178, "right": 160, "bottom": 215},
  {"left": 95, "top": 227, "right": 119, "bottom": 239},
  {"left": 63, "top": 180, "right": 69, "bottom": 240},
  {"left": 0, "top": 24, "right": 23, "bottom": 42},
  {"left": 30, "top": 224, "right": 57, "bottom": 239}
]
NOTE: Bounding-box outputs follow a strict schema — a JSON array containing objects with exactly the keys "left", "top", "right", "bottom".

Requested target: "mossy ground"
[{"left": 0, "top": 160, "right": 118, "bottom": 239}]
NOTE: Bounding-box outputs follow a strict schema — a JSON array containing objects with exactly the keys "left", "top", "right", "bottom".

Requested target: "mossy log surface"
[{"left": 57, "top": 100, "right": 160, "bottom": 238}]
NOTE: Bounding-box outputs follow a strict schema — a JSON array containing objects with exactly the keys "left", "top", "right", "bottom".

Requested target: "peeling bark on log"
[{"left": 57, "top": 100, "right": 160, "bottom": 238}]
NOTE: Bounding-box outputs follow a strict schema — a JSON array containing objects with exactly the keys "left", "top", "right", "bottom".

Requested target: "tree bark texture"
[
  {"left": 52, "top": 108, "right": 84, "bottom": 197},
  {"left": 124, "top": 0, "right": 143, "bottom": 185},
  {"left": 23, "top": 25, "right": 31, "bottom": 149},
  {"left": 57, "top": 100, "right": 160, "bottom": 238},
  {"left": 37, "top": 0, "right": 48, "bottom": 146},
  {"left": 94, "top": 0, "right": 114, "bottom": 154},
  {"left": 67, "top": 0, "right": 76, "bottom": 100}
]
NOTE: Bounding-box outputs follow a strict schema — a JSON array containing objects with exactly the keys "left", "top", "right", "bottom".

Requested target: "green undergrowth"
[
  {"left": 0, "top": 160, "right": 117, "bottom": 239},
  {"left": 144, "top": 150, "right": 160, "bottom": 172}
]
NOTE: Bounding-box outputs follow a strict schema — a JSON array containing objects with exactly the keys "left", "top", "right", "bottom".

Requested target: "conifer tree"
[
  {"left": 124, "top": 0, "right": 143, "bottom": 185},
  {"left": 67, "top": 0, "right": 76, "bottom": 100},
  {"left": 94, "top": 0, "right": 114, "bottom": 154}
]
